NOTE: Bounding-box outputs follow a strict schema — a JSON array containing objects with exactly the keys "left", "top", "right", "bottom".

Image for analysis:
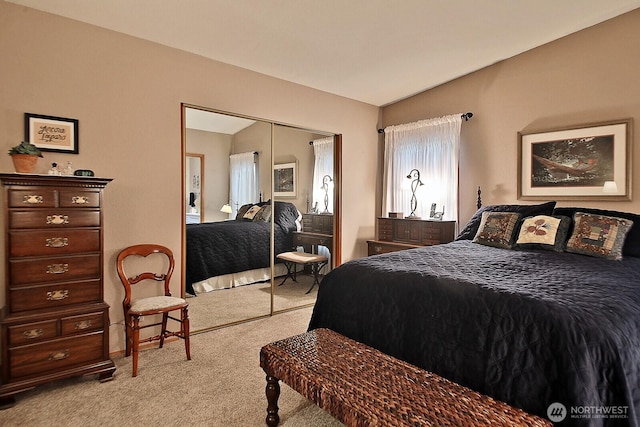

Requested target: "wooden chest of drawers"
[
  {"left": 302, "top": 213, "right": 333, "bottom": 235},
  {"left": 0, "top": 174, "right": 115, "bottom": 406},
  {"left": 368, "top": 217, "right": 456, "bottom": 256},
  {"left": 293, "top": 232, "right": 333, "bottom": 249}
]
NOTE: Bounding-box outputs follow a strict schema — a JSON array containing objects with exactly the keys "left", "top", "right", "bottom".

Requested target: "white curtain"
[
  {"left": 382, "top": 114, "right": 462, "bottom": 222},
  {"left": 310, "top": 136, "right": 334, "bottom": 273},
  {"left": 229, "top": 152, "right": 258, "bottom": 217},
  {"left": 312, "top": 137, "right": 334, "bottom": 214}
]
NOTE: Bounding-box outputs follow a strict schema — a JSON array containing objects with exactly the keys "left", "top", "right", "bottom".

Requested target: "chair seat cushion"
[
  {"left": 130, "top": 296, "right": 186, "bottom": 313},
  {"left": 276, "top": 251, "right": 328, "bottom": 264}
]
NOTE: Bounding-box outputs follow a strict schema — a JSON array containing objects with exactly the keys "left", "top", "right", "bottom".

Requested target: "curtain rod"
[{"left": 377, "top": 112, "right": 473, "bottom": 134}]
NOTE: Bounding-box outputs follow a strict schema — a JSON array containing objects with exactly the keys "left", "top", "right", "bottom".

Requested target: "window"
[
  {"left": 230, "top": 152, "right": 259, "bottom": 211},
  {"left": 382, "top": 115, "right": 462, "bottom": 222}
]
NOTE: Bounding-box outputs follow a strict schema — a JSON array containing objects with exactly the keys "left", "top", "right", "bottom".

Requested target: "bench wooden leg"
[{"left": 265, "top": 374, "right": 281, "bottom": 427}]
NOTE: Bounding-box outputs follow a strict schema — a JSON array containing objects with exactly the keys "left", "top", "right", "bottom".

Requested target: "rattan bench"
[{"left": 260, "top": 328, "right": 552, "bottom": 427}]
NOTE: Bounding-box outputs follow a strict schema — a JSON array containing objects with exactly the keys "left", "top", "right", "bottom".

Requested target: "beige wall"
[
  {"left": 382, "top": 9, "right": 640, "bottom": 226},
  {"left": 0, "top": 2, "right": 379, "bottom": 352}
]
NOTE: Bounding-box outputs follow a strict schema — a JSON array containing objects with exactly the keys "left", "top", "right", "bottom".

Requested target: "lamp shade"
[
  {"left": 602, "top": 181, "right": 618, "bottom": 193},
  {"left": 220, "top": 204, "right": 233, "bottom": 214}
]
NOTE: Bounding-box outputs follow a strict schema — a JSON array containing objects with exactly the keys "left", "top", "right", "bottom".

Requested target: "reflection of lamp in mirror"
[
  {"left": 321, "top": 175, "right": 333, "bottom": 214},
  {"left": 406, "top": 169, "right": 424, "bottom": 219},
  {"left": 602, "top": 181, "right": 618, "bottom": 193}
]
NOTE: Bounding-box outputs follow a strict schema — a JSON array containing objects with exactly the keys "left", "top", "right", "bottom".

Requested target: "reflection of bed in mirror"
[{"left": 185, "top": 201, "right": 302, "bottom": 296}]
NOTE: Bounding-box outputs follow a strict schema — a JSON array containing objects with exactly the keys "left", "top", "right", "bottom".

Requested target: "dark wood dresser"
[
  {"left": 301, "top": 213, "right": 333, "bottom": 235},
  {"left": 0, "top": 174, "right": 115, "bottom": 407},
  {"left": 293, "top": 213, "right": 333, "bottom": 253},
  {"left": 367, "top": 217, "right": 456, "bottom": 255}
]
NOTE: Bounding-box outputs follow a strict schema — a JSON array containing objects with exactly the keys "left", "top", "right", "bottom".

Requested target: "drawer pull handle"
[
  {"left": 47, "top": 289, "right": 69, "bottom": 300},
  {"left": 46, "top": 215, "right": 69, "bottom": 225},
  {"left": 23, "top": 328, "right": 44, "bottom": 339},
  {"left": 72, "top": 196, "right": 89, "bottom": 205},
  {"left": 46, "top": 237, "right": 69, "bottom": 248},
  {"left": 46, "top": 264, "right": 69, "bottom": 274},
  {"left": 75, "top": 320, "right": 92, "bottom": 330},
  {"left": 23, "top": 195, "right": 44, "bottom": 204},
  {"left": 48, "top": 350, "right": 69, "bottom": 361}
]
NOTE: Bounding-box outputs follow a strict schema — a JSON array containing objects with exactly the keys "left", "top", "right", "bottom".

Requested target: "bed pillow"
[
  {"left": 242, "top": 205, "right": 262, "bottom": 220},
  {"left": 515, "top": 215, "right": 571, "bottom": 252},
  {"left": 273, "top": 201, "right": 303, "bottom": 232},
  {"left": 565, "top": 212, "right": 634, "bottom": 260},
  {"left": 236, "top": 204, "right": 252, "bottom": 220},
  {"left": 456, "top": 201, "right": 556, "bottom": 241},
  {"left": 472, "top": 212, "right": 521, "bottom": 249},
  {"left": 253, "top": 205, "right": 272, "bottom": 222},
  {"left": 553, "top": 207, "right": 640, "bottom": 257}
]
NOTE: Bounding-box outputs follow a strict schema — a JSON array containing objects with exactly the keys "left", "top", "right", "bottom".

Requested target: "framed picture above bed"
[
  {"left": 274, "top": 162, "right": 297, "bottom": 197},
  {"left": 518, "top": 118, "right": 631, "bottom": 201}
]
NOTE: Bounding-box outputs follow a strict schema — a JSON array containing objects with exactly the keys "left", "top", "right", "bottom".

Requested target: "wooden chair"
[{"left": 116, "top": 244, "right": 191, "bottom": 377}]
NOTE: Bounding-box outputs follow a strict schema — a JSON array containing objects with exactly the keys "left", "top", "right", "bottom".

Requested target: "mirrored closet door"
[
  {"left": 181, "top": 104, "right": 340, "bottom": 333},
  {"left": 272, "top": 124, "right": 336, "bottom": 313}
]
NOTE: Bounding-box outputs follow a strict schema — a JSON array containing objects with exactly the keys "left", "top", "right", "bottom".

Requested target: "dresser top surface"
[
  {"left": 378, "top": 217, "right": 455, "bottom": 223},
  {"left": 0, "top": 173, "right": 112, "bottom": 188}
]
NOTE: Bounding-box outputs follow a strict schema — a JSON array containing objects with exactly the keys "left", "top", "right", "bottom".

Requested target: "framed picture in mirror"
[{"left": 274, "top": 162, "right": 297, "bottom": 197}]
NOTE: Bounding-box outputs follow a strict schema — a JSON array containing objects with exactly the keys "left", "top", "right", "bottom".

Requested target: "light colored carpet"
[
  {"left": 188, "top": 274, "right": 320, "bottom": 332},
  {"left": 0, "top": 306, "right": 343, "bottom": 427}
]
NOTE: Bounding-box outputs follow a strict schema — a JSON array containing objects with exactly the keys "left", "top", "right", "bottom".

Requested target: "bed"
[
  {"left": 309, "top": 202, "right": 640, "bottom": 426},
  {"left": 185, "top": 201, "right": 301, "bottom": 296}
]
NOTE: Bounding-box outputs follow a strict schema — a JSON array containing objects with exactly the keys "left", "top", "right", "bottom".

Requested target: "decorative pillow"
[
  {"left": 253, "top": 205, "right": 272, "bottom": 222},
  {"left": 242, "top": 205, "right": 262, "bottom": 220},
  {"left": 565, "top": 212, "right": 634, "bottom": 260},
  {"left": 472, "top": 212, "right": 521, "bottom": 249},
  {"left": 236, "top": 204, "right": 252, "bottom": 220},
  {"left": 553, "top": 207, "right": 640, "bottom": 257},
  {"left": 456, "top": 201, "right": 556, "bottom": 241},
  {"left": 515, "top": 215, "right": 571, "bottom": 252}
]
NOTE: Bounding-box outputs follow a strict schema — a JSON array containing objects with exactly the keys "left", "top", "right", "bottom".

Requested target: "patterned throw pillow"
[
  {"left": 253, "top": 205, "right": 272, "bottom": 222},
  {"left": 472, "top": 212, "right": 521, "bottom": 249},
  {"left": 456, "top": 201, "right": 556, "bottom": 240},
  {"left": 236, "top": 204, "right": 252, "bottom": 220},
  {"left": 243, "top": 205, "right": 262, "bottom": 220},
  {"left": 553, "top": 207, "right": 640, "bottom": 257},
  {"left": 515, "top": 215, "right": 571, "bottom": 252},
  {"left": 565, "top": 212, "right": 634, "bottom": 260}
]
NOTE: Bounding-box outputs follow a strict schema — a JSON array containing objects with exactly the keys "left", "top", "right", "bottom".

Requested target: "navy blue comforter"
[{"left": 308, "top": 240, "right": 640, "bottom": 426}]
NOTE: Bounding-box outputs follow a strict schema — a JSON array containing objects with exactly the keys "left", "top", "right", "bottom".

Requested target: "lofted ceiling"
[{"left": 6, "top": 0, "right": 640, "bottom": 106}]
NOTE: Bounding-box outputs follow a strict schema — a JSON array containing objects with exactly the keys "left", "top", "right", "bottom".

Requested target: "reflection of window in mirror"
[
  {"left": 230, "top": 151, "right": 259, "bottom": 212},
  {"left": 311, "top": 137, "right": 334, "bottom": 214},
  {"left": 186, "top": 153, "right": 204, "bottom": 224}
]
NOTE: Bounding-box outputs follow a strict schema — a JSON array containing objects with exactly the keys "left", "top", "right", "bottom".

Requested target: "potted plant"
[{"left": 8, "top": 141, "right": 43, "bottom": 173}]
